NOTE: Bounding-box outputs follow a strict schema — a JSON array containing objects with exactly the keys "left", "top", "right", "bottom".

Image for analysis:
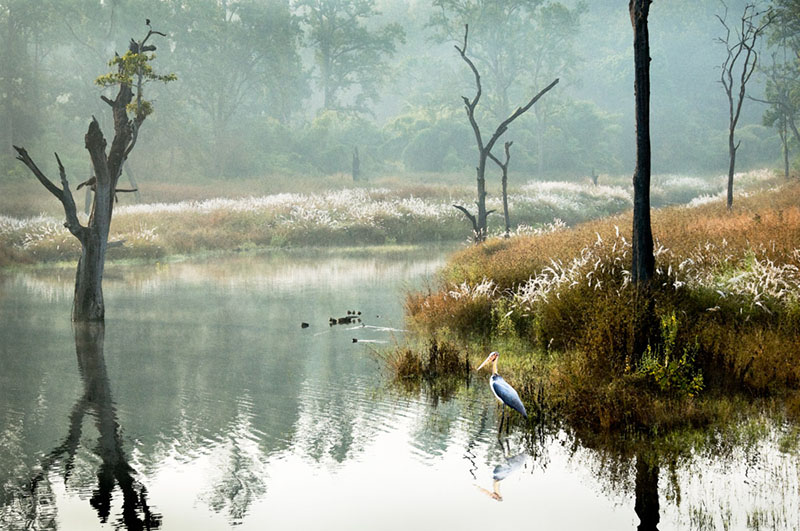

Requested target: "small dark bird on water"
[{"left": 301, "top": 322, "right": 309, "bottom": 328}]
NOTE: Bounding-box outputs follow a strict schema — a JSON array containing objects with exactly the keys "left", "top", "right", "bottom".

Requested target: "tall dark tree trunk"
[
  {"left": 727, "top": 131, "right": 737, "bottom": 209},
  {"left": 73, "top": 230, "right": 106, "bottom": 321},
  {"left": 630, "top": 0, "right": 654, "bottom": 284},
  {"left": 501, "top": 173, "right": 510, "bottom": 237}
]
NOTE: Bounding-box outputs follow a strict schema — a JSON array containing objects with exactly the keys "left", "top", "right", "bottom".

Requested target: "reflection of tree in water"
[
  {"left": 11, "top": 323, "right": 160, "bottom": 530},
  {"left": 203, "top": 401, "right": 267, "bottom": 523},
  {"left": 634, "top": 452, "right": 660, "bottom": 531},
  {"left": 564, "top": 435, "right": 664, "bottom": 531}
]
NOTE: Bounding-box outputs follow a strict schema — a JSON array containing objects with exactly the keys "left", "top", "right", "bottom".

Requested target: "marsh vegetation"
[{"left": 3, "top": 0, "right": 800, "bottom": 529}]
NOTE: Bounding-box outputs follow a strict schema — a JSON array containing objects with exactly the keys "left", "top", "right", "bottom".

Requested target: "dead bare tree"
[
  {"left": 488, "top": 141, "right": 513, "bottom": 238},
  {"left": 453, "top": 24, "right": 558, "bottom": 243},
  {"left": 717, "top": 2, "right": 772, "bottom": 210},
  {"left": 13, "top": 26, "right": 174, "bottom": 321}
]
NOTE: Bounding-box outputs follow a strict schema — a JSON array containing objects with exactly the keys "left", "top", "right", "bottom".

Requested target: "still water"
[{"left": 1, "top": 249, "right": 798, "bottom": 530}]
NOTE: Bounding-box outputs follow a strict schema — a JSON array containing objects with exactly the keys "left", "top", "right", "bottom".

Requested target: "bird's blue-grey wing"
[{"left": 491, "top": 375, "right": 528, "bottom": 418}]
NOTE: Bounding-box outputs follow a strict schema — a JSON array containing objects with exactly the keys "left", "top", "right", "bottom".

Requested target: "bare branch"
[
  {"left": 488, "top": 140, "right": 513, "bottom": 170},
  {"left": 13, "top": 146, "right": 86, "bottom": 241},
  {"left": 486, "top": 79, "right": 559, "bottom": 155},
  {"left": 456, "top": 24, "right": 484, "bottom": 151},
  {"left": 13, "top": 146, "right": 64, "bottom": 200},
  {"left": 54, "top": 153, "right": 85, "bottom": 238},
  {"left": 452, "top": 204, "right": 478, "bottom": 230}
]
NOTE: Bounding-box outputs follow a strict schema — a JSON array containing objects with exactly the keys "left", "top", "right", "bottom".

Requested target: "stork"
[{"left": 477, "top": 351, "right": 527, "bottom": 434}]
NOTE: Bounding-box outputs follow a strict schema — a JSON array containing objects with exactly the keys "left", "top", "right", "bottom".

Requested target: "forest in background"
[{"left": 0, "top": 0, "right": 791, "bottom": 188}]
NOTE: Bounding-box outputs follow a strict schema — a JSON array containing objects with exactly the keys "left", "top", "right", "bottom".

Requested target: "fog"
[{"left": 0, "top": 0, "right": 784, "bottom": 186}]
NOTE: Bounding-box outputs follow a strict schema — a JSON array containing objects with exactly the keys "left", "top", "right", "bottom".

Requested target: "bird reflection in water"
[
  {"left": 476, "top": 446, "right": 527, "bottom": 502},
  {"left": 25, "top": 323, "right": 161, "bottom": 530}
]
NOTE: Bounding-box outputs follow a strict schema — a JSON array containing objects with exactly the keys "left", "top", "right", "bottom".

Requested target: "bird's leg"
[{"left": 498, "top": 405, "right": 506, "bottom": 436}]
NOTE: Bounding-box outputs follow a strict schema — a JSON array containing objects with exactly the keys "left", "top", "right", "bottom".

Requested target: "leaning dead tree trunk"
[
  {"left": 453, "top": 25, "right": 558, "bottom": 243},
  {"left": 717, "top": 2, "right": 771, "bottom": 210},
  {"left": 14, "top": 27, "right": 172, "bottom": 322},
  {"left": 630, "top": 0, "right": 655, "bottom": 285},
  {"left": 488, "top": 141, "right": 513, "bottom": 238}
]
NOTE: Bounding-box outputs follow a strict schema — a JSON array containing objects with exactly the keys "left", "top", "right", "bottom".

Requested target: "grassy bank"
[
  {"left": 0, "top": 169, "right": 779, "bottom": 267},
  {"left": 397, "top": 179, "right": 800, "bottom": 433}
]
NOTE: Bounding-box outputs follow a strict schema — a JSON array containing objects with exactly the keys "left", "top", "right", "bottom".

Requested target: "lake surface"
[{"left": 1, "top": 249, "right": 798, "bottom": 530}]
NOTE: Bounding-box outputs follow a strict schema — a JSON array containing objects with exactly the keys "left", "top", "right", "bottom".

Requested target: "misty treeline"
[{"left": 0, "top": 0, "right": 794, "bottom": 183}]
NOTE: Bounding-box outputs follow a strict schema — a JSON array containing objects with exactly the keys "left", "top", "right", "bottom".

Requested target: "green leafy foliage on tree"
[{"left": 296, "top": 0, "right": 405, "bottom": 113}]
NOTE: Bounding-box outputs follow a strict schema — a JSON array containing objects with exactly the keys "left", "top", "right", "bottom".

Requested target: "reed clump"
[
  {"left": 403, "top": 181, "right": 800, "bottom": 433},
  {"left": 384, "top": 338, "right": 469, "bottom": 381}
]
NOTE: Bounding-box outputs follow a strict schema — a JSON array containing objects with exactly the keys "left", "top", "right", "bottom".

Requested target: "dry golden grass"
[{"left": 442, "top": 183, "right": 800, "bottom": 290}]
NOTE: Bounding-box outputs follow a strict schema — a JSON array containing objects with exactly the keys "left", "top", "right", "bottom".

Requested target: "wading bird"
[{"left": 477, "top": 351, "right": 527, "bottom": 433}]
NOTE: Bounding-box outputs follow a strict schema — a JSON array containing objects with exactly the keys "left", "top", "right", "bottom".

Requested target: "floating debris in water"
[
  {"left": 330, "top": 311, "right": 362, "bottom": 326},
  {"left": 301, "top": 322, "right": 310, "bottom": 328}
]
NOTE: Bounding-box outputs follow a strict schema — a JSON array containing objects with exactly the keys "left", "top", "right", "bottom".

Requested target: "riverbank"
[
  {"left": 396, "top": 178, "right": 800, "bottom": 433},
  {"left": 0, "top": 169, "right": 778, "bottom": 267}
]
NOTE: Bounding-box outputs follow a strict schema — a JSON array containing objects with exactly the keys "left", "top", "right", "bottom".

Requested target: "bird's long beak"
[{"left": 477, "top": 354, "right": 493, "bottom": 371}]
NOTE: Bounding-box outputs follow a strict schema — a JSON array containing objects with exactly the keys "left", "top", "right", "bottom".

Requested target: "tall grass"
[{"left": 0, "top": 169, "right": 783, "bottom": 267}]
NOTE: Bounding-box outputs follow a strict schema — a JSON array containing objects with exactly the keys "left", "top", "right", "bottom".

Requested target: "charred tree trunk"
[
  {"left": 630, "top": 0, "right": 655, "bottom": 285},
  {"left": 453, "top": 25, "right": 558, "bottom": 243}
]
